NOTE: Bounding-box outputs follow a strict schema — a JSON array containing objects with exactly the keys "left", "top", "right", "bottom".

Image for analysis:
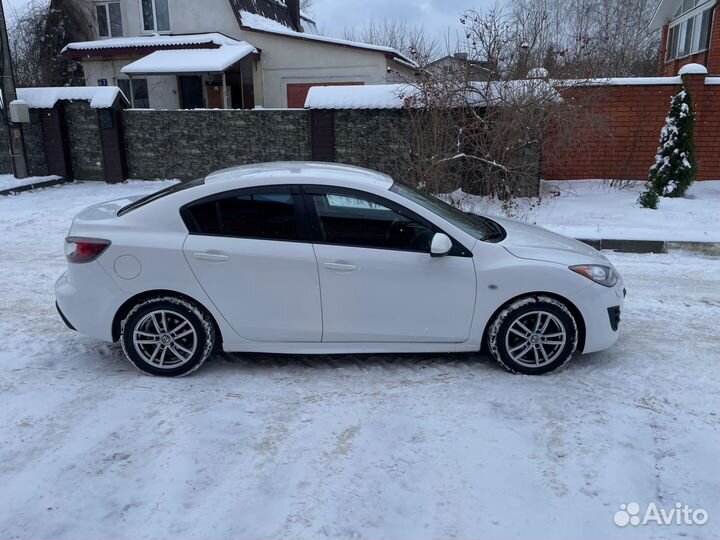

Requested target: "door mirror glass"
[{"left": 431, "top": 233, "right": 453, "bottom": 257}]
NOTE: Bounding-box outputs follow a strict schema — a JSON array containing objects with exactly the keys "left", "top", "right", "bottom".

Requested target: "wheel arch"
[
  {"left": 482, "top": 292, "right": 587, "bottom": 353},
  {"left": 112, "top": 289, "right": 223, "bottom": 345}
]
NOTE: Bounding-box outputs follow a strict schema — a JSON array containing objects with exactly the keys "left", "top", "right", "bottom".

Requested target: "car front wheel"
[
  {"left": 488, "top": 296, "right": 578, "bottom": 375},
  {"left": 120, "top": 296, "right": 216, "bottom": 377}
]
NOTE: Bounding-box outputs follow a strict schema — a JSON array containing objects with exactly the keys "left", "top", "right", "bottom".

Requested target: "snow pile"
[
  {"left": 553, "top": 77, "right": 683, "bottom": 87},
  {"left": 122, "top": 44, "right": 257, "bottom": 75},
  {"left": 678, "top": 63, "right": 708, "bottom": 75},
  {"left": 62, "top": 33, "right": 243, "bottom": 52},
  {"left": 17, "top": 87, "right": 127, "bottom": 109},
  {"left": 238, "top": 10, "right": 418, "bottom": 68},
  {"left": 455, "top": 179, "right": 720, "bottom": 242},
  {"left": 0, "top": 175, "right": 61, "bottom": 192},
  {"left": 527, "top": 67, "right": 549, "bottom": 79}
]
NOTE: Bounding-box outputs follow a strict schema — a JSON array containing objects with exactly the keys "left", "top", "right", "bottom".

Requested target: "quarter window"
[
  {"left": 141, "top": 0, "right": 170, "bottom": 32},
  {"left": 187, "top": 191, "right": 300, "bottom": 241},
  {"left": 96, "top": 2, "right": 123, "bottom": 37},
  {"left": 310, "top": 191, "right": 435, "bottom": 252}
]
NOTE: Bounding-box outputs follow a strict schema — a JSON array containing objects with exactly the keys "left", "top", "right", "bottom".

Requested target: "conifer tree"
[{"left": 639, "top": 87, "right": 696, "bottom": 209}]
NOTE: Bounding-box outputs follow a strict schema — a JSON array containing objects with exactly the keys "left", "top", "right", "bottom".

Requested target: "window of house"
[
  {"left": 96, "top": 2, "right": 123, "bottom": 37},
  {"left": 117, "top": 78, "right": 150, "bottom": 108},
  {"left": 141, "top": 0, "right": 170, "bottom": 32},
  {"left": 186, "top": 191, "right": 300, "bottom": 241},
  {"left": 667, "top": 2, "right": 714, "bottom": 61},
  {"left": 310, "top": 191, "right": 435, "bottom": 252}
]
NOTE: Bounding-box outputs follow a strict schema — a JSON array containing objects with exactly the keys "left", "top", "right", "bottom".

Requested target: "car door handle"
[
  {"left": 323, "top": 262, "right": 359, "bottom": 273},
  {"left": 193, "top": 251, "right": 230, "bottom": 263}
]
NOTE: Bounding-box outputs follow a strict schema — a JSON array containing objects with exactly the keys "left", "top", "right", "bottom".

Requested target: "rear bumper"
[
  {"left": 55, "top": 265, "right": 126, "bottom": 342},
  {"left": 56, "top": 302, "right": 76, "bottom": 331}
]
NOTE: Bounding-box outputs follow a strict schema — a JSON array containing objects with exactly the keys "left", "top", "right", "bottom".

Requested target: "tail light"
[{"left": 65, "top": 237, "right": 111, "bottom": 263}]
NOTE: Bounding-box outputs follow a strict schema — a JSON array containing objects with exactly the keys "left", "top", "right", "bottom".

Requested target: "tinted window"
[
  {"left": 188, "top": 192, "right": 299, "bottom": 241},
  {"left": 311, "top": 192, "right": 434, "bottom": 252}
]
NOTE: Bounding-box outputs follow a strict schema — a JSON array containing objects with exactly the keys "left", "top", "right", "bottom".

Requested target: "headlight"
[{"left": 570, "top": 265, "right": 618, "bottom": 287}]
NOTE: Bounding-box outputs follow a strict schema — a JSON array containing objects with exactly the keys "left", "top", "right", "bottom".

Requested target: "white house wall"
[{"left": 80, "top": 0, "right": 415, "bottom": 109}]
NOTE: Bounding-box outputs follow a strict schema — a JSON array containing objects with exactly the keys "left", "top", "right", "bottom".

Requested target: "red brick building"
[{"left": 653, "top": 0, "right": 720, "bottom": 76}]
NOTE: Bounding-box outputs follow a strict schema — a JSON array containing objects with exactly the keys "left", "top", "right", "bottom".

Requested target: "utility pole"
[{"left": 0, "top": 0, "right": 28, "bottom": 178}]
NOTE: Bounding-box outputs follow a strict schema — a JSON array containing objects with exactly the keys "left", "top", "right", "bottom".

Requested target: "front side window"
[
  {"left": 186, "top": 191, "right": 300, "bottom": 241},
  {"left": 141, "top": 0, "right": 170, "bottom": 32},
  {"left": 96, "top": 2, "right": 123, "bottom": 37},
  {"left": 310, "top": 191, "right": 435, "bottom": 252}
]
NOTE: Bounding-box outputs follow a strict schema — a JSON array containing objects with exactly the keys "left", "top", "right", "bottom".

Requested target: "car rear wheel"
[
  {"left": 120, "top": 296, "right": 215, "bottom": 377},
  {"left": 488, "top": 296, "right": 578, "bottom": 375}
]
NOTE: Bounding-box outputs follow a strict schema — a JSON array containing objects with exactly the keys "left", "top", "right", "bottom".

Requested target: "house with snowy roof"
[
  {"left": 652, "top": 0, "right": 720, "bottom": 76},
  {"left": 63, "top": 0, "right": 418, "bottom": 110}
]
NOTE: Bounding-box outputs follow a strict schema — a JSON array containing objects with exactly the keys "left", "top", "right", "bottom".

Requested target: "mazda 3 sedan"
[{"left": 56, "top": 162, "right": 625, "bottom": 377}]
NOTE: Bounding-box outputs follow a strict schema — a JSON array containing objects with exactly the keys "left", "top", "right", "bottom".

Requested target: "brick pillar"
[{"left": 680, "top": 67, "right": 709, "bottom": 180}]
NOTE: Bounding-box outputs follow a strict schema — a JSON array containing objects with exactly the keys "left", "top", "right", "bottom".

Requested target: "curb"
[
  {"left": 0, "top": 178, "right": 72, "bottom": 196},
  {"left": 578, "top": 239, "right": 720, "bottom": 256}
]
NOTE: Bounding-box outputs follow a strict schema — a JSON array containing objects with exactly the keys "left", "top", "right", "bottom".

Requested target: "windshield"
[
  {"left": 118, "top": 178, "right": 206, "bottom": 216},
  {"left": 390, "top": 183, "right": 501, "bottom": 241}
]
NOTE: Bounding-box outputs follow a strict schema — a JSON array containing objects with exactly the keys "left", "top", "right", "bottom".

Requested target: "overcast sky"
[{"left": 2, "top": 0, "right": 496, "bottom": 46}]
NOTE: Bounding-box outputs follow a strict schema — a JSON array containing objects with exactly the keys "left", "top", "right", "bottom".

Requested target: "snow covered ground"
[
  {"left": 455, "top": 179, "right": 720, "bottom": 242},
  {"left": 1, "top": 181, "right": 719, "bottom": 540}
]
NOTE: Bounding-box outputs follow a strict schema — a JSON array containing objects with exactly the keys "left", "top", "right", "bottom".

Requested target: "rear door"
[
  {"left": 304, "top": 186, "right": 477, "bottom": 343},
  {"left": 182, "top": 186, "right": 322, "bottom": 342}
]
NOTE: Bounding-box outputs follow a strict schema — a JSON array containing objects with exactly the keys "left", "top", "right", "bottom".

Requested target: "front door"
[
  {"left": 182, "top": 186, "right": 322, "bottom": 342},
  {"left": 305, "top": 187, "right": 477, "bottom": 343},
  {"left": 179, "top": 76, "right": 204, "bottom": 109}
]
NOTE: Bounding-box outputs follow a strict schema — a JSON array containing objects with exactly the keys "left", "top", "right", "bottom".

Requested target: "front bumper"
[{"left": 580, "top": 279, "right": 626, "bottom": 354}]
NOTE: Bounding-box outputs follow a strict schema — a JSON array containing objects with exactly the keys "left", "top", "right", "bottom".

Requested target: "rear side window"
[{"left": 185, "top": 191, "right": 300, "bottom": 241}]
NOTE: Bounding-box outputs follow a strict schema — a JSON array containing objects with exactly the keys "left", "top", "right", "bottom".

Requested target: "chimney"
[{"left": 287, "top": 0, "right": 301, "bottom": 31}]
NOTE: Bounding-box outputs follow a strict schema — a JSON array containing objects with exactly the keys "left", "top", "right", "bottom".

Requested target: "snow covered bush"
[{"left": 639, "top": 87, "right": 696, "bottom": 209}]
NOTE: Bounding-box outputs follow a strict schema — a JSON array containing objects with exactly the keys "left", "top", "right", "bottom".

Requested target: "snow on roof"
[
  {"left": 121, "top": 44, "right": 257, "bottom": 75},
  {"left": 62, "top": 33, "right": 243, "bottom": 53},
  {"left": 305, "top": 80, "right": 560, "bottom": 110},
  {"left": 305, "top": 84, "right": 410, "bottom": 110},
  {"left": 16, "top": 87, "right": 128, "bottom": 109},
  {"left": 238, "top": 10, "right": 418, "bottom": 68}
]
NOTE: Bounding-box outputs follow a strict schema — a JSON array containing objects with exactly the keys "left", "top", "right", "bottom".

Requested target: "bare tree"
[
  {"left": 343, "top": 19, "right": 439, "bottom": 64},
  {"left": 459, "top": 0, "right": 659, "bottom": 80},
  {"left": 10, "top": 0, "right": 93, "bottom": 87}
]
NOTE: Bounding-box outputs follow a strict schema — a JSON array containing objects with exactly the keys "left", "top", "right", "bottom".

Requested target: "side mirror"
[{"left": 430, "top": 233, "right": 453, "bottom": 258}]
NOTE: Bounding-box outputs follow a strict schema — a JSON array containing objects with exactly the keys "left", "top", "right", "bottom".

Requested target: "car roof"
[{"left": 204, "top": 162, "right": 395, "bottom": 191}]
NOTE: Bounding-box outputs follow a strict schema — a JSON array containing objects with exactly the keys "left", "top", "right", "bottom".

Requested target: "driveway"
[{"left": 1, "top": 182, "right": 718, "bottom": 540}]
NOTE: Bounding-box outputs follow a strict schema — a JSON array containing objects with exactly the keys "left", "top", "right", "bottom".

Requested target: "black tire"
[
  {"left": 120, "top": 296, "right": 215, "bottom": 377},
  {"left": 488, "top": 296, "right": 578, "bottom": 375}
]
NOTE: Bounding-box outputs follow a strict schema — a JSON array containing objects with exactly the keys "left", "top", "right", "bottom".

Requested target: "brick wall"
[
  {"left": 0, "top": 119, "right": 11, "bottom": 174},
  {"left": 24, "top": 110, "right": 48, "bottom": 177},
  {"left": 123, "top": 109, "right": 312, "bottom": 180},
  {"left": 543, "top": 73, "right": 720, "bottom": 181}
]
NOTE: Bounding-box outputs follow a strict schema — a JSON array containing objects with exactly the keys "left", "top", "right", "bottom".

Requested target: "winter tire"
[
  {"left": 120, "top": 296, "right": 215, "bottom": 377},
  {"left": 488, "top": 296, "right": 578, "bottom": 375}
]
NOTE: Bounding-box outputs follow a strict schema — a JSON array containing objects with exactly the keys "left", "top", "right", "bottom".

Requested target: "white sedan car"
[{"left": 56, "top": 162, "right": 624, "bottom": 377}]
